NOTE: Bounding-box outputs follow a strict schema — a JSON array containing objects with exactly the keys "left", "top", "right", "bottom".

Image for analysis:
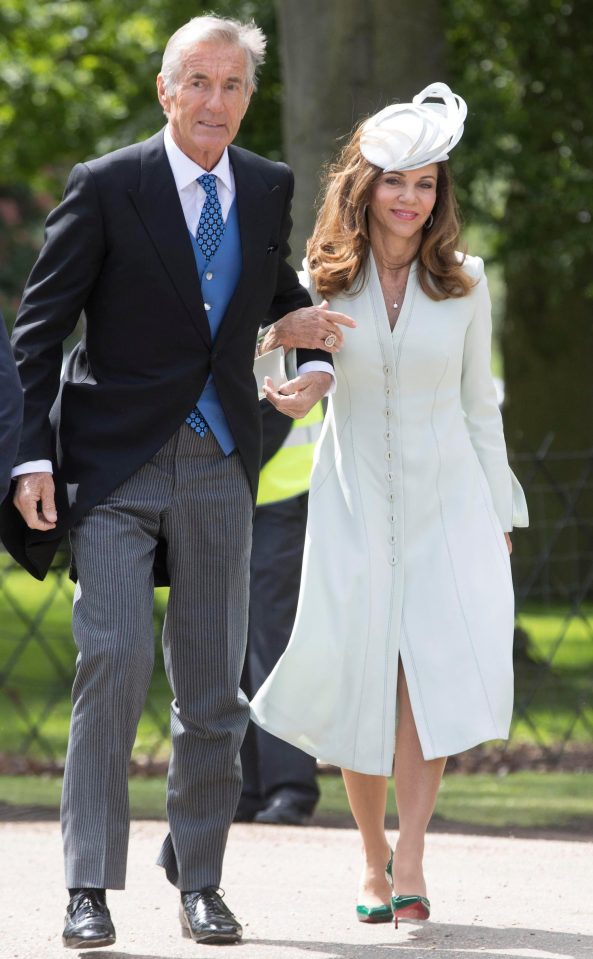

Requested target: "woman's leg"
[
  {"left": 392, "top": 663, "right": 446, "bottom": 896},
  {"left": 341, "top": 769, "right": 392, "bottom": 905}
]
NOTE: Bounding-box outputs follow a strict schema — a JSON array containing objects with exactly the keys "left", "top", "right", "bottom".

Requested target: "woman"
[{"left": 251, "top": 83, "right": 528, "bottom": 929}]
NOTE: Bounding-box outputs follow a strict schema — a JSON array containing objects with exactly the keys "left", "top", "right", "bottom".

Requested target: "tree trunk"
[
  {"left": 502, "top": 238, "right": 593, "bottom": 602},
  {"left": 502, "top": 248, "right": 593, "bottom": 455},
  {"left": 275, "top": 0, "right": 445, "bottom": 259}
]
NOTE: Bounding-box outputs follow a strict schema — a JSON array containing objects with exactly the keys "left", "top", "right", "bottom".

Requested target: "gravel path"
[{"left": 2, "top": 821, "right": 591, "bottom": 959}]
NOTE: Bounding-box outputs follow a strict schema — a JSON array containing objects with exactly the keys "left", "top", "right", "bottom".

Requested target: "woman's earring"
[{"left": 424, "top": 213, "right": 434, "bottom": 230}]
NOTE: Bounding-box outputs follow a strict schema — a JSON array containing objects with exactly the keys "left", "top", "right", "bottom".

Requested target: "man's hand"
[
  {"left": 261, "top": 300, "right": 356, "bottom": 354},
  {"left": 505, "top": 533, "right": 512, "bottom": 554},
  {"left": 13, "top": 472, "right": 57, "bottom": 531},
  {"left": 263, "top": 371, "right": 332, "bottom": 419}
]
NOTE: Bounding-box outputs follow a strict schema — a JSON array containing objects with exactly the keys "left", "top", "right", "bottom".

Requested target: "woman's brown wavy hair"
[{"left": 307, "top": 123, "right": 474, "bottom": 301}]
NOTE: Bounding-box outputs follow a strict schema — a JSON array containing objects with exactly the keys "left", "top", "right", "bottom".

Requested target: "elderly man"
[
  {"left": 1, "top": 15, "right": 352, "bottom": 948},
  {"left": 0, "top": 314, "right": 23, "bottom": 503}
]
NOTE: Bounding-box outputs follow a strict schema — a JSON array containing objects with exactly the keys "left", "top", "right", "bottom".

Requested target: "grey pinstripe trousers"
[{"left": 61, "top": 426, "right": 252, "bottom": 890}]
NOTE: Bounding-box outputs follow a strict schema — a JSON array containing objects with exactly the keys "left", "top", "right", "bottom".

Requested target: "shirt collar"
[{"left": 163, "top": 125, "right": 233, "bottom": 193}]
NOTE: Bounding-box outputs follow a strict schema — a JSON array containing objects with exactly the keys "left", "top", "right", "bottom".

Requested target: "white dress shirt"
[{"left": 13, "top": 126, "right": 333, "bottom": 477}]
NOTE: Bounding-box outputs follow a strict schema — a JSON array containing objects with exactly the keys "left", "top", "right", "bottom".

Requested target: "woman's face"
[{"left": 368, "top": 163, "right": 438, "bottom": 244}]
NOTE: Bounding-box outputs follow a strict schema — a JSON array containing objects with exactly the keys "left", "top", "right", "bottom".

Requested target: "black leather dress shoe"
[
  {"left": 180, "top": 888, "right": 242, "bottom": 944},
  {"left": 62, "top": 890, "right": 116, "bottom": 949},
  {"left": 233, "top": 795, "right": 264, "bottom": 823},
  {"left": 254, "top": 796, "right": 312, "bottom": 825}
]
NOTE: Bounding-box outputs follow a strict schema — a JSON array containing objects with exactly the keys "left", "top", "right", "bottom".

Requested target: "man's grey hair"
[{"left": 161, "top": 15, "right": 267, "bottom": 95}]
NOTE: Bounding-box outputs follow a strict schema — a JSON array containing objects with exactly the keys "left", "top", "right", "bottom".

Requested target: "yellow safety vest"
[{"left": 257, "top": 403, "right": 324, "bottom": 506}]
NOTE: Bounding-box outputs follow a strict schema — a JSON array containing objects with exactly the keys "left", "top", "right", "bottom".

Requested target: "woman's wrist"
[{"left": 258, "top": 323, "right": 283, "bottom": 355}]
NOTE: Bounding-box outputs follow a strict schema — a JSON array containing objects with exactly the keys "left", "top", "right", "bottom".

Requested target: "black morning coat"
[
  {"left": 0, "top": 130, "right": 329, "bottom": 585},
  {"left": 0, "top": 314, "right": 23, "bottom": 503}
]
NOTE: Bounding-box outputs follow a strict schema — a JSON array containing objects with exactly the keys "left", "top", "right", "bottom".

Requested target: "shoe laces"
[
  {"left": 184, "top": 887, "right": 235, "bottom": 918},
  {"left": 69, "top": 890, "right": 107, "bottom": 917},
  {"left": 184, "top": 886, "right": 224, "bottom": 903}
]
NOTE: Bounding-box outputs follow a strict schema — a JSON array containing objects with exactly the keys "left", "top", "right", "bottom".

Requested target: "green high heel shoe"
[
  {"left": 355, "top": 850, "right": 394, "bottom": 924},
  {"left": 391, "top": 893, "right": 430, "bottom": 929}
]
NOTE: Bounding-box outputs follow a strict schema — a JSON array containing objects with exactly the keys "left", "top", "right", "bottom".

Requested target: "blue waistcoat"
[{"left": 189, "top": 199, "right": 242, "bottom": 454}]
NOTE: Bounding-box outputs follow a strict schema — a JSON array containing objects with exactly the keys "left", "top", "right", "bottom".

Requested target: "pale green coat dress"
[{"left": 250, "top": 254, "right": 528, "bottom": 775}]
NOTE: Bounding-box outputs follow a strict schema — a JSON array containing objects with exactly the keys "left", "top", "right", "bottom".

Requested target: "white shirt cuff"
[
  {"left": 296, "top": 361, "right": 337, "bottom": 395},
  {"left": 12, "top": 460, "right": 53, "bottom": 478}
]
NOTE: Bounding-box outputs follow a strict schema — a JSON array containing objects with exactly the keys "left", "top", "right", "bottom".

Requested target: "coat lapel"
[{"left": 128, "top": 130, "right": 211, "bottom": 347}]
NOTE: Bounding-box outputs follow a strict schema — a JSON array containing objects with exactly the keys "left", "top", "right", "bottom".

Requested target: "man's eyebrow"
[{"left": 188, "top": 70, "right": 243, "bottom": 83}]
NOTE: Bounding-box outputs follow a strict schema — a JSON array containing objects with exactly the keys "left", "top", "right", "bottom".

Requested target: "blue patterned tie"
[
  {"left": 196, "top": 173, "right": 225, "bottom": 261},
  {"left": 186, "top": 174, "right": 226, "bottom": 437}
]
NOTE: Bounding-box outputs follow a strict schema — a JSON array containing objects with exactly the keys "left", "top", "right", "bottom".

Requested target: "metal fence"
[
  {"left": 1, "top": 444, "right": 592, "bottom": 772},
  {"left": 503, "top": 442, "right": 593, "bottom": 768}
]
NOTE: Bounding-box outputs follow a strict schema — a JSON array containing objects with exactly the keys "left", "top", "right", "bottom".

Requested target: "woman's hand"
[
  {"left": 505, "top": 533, "right": 512, "bottom": 554},
  {"left": 261, "top": 300, "right": 356, "bottom": 354}
]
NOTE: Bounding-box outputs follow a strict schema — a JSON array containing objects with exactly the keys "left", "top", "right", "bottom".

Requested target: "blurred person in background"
[
  {"left": 237, "top": 398, "right": 323, "bottom": 826},
  {"left": 238, "top": 303, "right": 356, "bottom": 825}
]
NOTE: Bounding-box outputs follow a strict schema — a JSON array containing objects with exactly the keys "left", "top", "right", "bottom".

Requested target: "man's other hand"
[
  {"left": 13, "top": 472, "right": 57, "bottom": 530},
  {"left": 263, "top": 371, "right": 332, "bottom": 419}
]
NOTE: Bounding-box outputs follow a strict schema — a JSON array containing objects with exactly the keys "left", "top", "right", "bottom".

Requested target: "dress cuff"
[{"left": 510, "top": 469, "right": 529, "bottom": 528}]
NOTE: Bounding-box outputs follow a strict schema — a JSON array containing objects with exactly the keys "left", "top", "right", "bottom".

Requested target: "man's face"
[{"left": 157, "top": 40, "right": 253, "bottom": 169}]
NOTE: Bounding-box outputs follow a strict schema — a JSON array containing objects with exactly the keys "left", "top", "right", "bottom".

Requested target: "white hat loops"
[{"left": 360, "top": 82, "right": 467, "bottom": 172}]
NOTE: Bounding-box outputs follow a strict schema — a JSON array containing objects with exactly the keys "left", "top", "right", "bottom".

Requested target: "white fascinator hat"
[{"left": 360, "top": 82, "right": 467, "bottom": 172}]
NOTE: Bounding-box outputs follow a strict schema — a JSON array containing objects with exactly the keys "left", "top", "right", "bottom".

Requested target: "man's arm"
[
  {"left": 11, "top": 162, "right": 106, "bottom": 527},
  {"left": 265, "top": 166, "right": 335, "bottom": 370},
  {"left": 263, "top": 167, "right": 342, "bottom": 417},
  {"left": 12, "top": 162, "right": 105, "bottom": 464}
]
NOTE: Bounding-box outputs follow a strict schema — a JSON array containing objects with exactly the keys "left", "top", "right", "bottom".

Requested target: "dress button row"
[
  {"left": 204, "top": 303, "right": 212, "bottom": 311},
  {"left": 390, "top": 555, "right": 398, "bottom": 566},
  {"left": 384, "top": 358, "right": 395, "bottom": 552},
  {"left": 205, "top": 271, "right": 213, "bottom": 281}
]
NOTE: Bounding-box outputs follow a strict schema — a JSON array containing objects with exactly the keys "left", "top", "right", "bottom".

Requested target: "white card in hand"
[{"left": 253, "top": 346, "right": 287, "bottom": 399}]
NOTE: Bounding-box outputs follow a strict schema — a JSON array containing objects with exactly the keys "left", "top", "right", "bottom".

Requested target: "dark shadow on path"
[
  {"left": 3, "top": 802, "right": 593, "bottom": 842},
  {"left": 84, "top": 923, "right": 593, "bottom": 959}
]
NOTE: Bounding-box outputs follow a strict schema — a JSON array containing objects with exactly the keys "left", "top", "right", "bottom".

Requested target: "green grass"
[
  {"left": 1, "top": 771, "right": 592, "bottom": 833},
  {"left": 1, "top": 556, "right": 592, "bottom": 760},
  {"left": 512, "top": 604, "right": 593, "bottom": 745},
  {"left": 0, "top": 562, "right": 172, "bottom": 758}
]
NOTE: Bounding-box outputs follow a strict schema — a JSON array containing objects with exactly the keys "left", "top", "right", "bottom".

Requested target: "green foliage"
[
  {"left": 0, "top": 0, "right": 281, "bottom": 191},
  {"left": 1, "top": 556, "right": 591, "bottom": 759},
  {"left": 447, "top": 0, "right": 593, "bottom": 286},
  {"left": 2, "top": 771, "right": 593, "bottom": 831},
  {"left": 0, "top": 1, "right": 281, "bottom": 323}
]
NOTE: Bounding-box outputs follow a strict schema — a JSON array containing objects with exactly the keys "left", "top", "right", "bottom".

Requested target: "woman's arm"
[{"left": 460, "top": 258, "right": 528, "bottom": 532}]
